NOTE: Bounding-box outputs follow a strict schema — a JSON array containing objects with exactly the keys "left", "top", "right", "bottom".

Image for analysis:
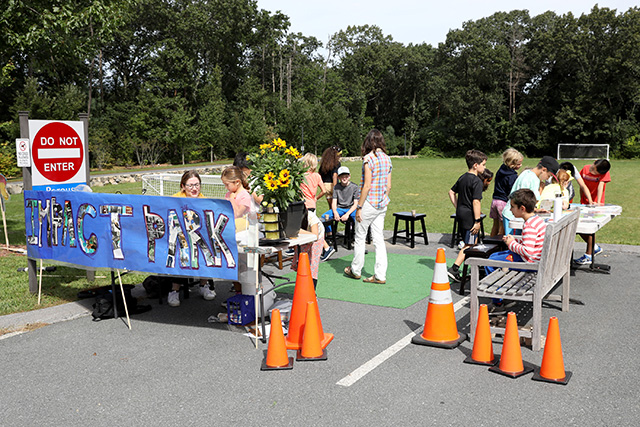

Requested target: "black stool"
[
  {"left": 458, "top": 243, "right": 501, "bottom": 295},
  {"left": 450, "top": 213, "right": 486, "bottom": 248},
  {"left": 392, "top": 212, "right": 428, "bottom": 248},
  {"left": 321, "top": 217, "right": 356, "bottom": 250}
]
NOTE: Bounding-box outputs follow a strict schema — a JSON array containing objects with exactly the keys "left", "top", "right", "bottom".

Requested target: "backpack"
[{"left": 90, "top": 285, "right": 151, "bottom": 321}]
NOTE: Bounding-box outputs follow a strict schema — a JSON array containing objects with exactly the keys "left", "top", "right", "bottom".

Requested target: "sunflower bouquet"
[{"left": 248, "top": 138, "right": 306, "bottom": 212}]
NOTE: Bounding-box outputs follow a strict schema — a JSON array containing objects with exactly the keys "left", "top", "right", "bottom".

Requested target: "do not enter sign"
[{"left": 28, "top": 120, "right": 87, "bottom": 190}]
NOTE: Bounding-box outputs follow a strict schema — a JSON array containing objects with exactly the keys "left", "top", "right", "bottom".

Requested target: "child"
[
  {"left": 502, "top": 156, "right": 559, "bottom": 235},
  {"left": 485, "top": 188, "right": 547, "bottom": 274},
  {"left": 222, "top": 166, "right": 252, "bottom": 220},
  {"left": 447, "top": 149, "right": 487, "bottom": 282},
  {"left": 319, "top": 166, "right": 360, "bottom": 261},
  {"left": 291, "top": 207, "right": 325, "bottom": 289},
  {"left": 574, "top": 159, "right": 612, "bottom": 264},
  {"left": 558, "top": 161, "right": 593, "bottom": 204},
  {"left": 479, "top": 168, "right": 493, "bottom": 191},
  {"left": 319, "top": 146, "right": 342, "bottom": 210},
  {"left": 233, "top": 152, "right": 263, "bottom": 208},
  {"left": 538, "top": 169, "right": 571, "bottom": 210},
  {"left": 490, "top": 148, "right": 523, "bottom": 236},
  {"left": 300, "top": 153, "right": 327, "bottom": 212}
]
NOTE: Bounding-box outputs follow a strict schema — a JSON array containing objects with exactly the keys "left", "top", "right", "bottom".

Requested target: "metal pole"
[
  {"left": 301, "top": 126, "right": 304, "bottom": 153},
  {"left": 79, "top": 112, "right": 94, "bottom": 282}
]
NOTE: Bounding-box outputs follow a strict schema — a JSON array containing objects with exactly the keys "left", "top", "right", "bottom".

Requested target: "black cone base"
[
  {"left": 463, "top": 354, "right": 499, "bottom": 366},
  {"left": 260, "top": 357, "right": 294, "bottom": 371},
  {"left": 296, "top": 348, "right": 327, "bottom": 361},
  {"left": 532, "top": 369, "right": 572, "bottom": 385},
  {"left": 412, "top": 332, "right": 467, "bottom": 349},
  {"left": 489, "top": 361, "right": 535, "bottom": 378}
]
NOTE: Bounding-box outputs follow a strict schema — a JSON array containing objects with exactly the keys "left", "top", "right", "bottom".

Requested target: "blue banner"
[{"left": 24, "top": 190, "right": 238, "bottom": 280}]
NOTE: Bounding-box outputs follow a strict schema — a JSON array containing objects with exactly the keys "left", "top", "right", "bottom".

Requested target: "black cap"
[{"left": 539, "top": 156, "right": 559, "bottom": 174}]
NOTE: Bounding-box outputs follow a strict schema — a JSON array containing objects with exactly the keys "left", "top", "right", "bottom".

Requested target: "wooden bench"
[{"left": 466, "top": 209, "right": 580, "bottom": 351}]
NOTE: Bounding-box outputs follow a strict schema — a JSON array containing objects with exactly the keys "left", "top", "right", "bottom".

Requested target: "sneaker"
[
  {"left": 320, "top": 247, "right": 336, "bottom": 262},
  {"left": 573, "top": 254, "right": 592, "bottom": 265},
  {"left": 200, "top": 286, "right": 216, "bottom": 301},
  {"left": 283, "top": 248, "right": 295, "bottom": 257},
  {"left": 593, "top": 244, "right": 603, "bottom": 256},
  {"left": 167, "top": 290, "right": 180, "bottom": 307},
  {"left": 447, "top": 266, "right": 461, "bottom": 282}
]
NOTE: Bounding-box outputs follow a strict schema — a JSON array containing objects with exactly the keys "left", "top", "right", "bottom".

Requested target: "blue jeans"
[
  {"left": 484, "top": 250, "right": 524, "bottom": 275},
  {"left": 320, "top": 208, "right": 355, "bottom": 234}
]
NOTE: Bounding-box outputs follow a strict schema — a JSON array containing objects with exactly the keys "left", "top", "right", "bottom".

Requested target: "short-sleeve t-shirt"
[
  {"left": 502, "top": 169, "right": 541, "bottom": 222},
  {"left": 225, "top": 188, "right": 252, "bottom": 218},
  {"left": 451, "top": 172, "right": 483, "bottom": 230},
  {"left": 301, "top": 171, "right": 324, "bottom": 209},
  {"left": 580, "top": 164, "right": 611, "bottom": 204},
  {"left": 320, "top": 162, "right": 340, "bottom": 183},
  {"left": 333, "top": 181, "right": 360, "bottom": 209},
  {"left": 492, "top": 164, "right": 518, "bottom": 202}
]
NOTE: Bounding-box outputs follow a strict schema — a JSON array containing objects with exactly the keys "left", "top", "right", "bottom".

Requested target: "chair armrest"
[{"left": 465, "top": 258, "right": 540, "bottom": 271}]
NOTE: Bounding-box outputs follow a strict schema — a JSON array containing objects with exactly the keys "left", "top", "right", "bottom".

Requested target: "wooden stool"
[
  {"left": 392, "top": 212, "right": 428, "bottom": 248},
  {"left": 458, "top": 243, "right": 501, "bottom": 295},
  {"left": 450, "top": 213, "right": 486, "bottom": 248}
]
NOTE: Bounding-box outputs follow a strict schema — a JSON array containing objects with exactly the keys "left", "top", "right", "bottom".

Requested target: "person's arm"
[
  {"left": 316, "top": 181, "right": 328, "bottom": 200},
  {"left": 593, "top": 181, "right": 605, "bottom": 205},
  {"left": 575, "top": 175, "right": 594, "bottom": 205},
  {"left": 471, "top": 199, "right": 482, "bottom": 235},
  {"left": 387, "top": 172, "right": 392, "bottom": 193},
  {"left": 252, "top": 192, "right": 264, "bottom": 205},
  {"left": 356, "top": 163, "right": 373, "bottom": 222},
  {"left": 448, "top": 189, "right": 457, "bottom": 208},
  {"left": 332, "top": 197, "right": 340, "bottom": 220}
]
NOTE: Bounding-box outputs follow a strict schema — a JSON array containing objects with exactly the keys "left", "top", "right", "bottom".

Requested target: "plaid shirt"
[{"left": 361, "top": 149, "right": 392, "bottom": 209}]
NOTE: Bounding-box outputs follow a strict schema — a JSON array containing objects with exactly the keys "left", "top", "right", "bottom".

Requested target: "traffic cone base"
[
  {"left": 296, "top": 348, "right": 328, "bottom": 361},
  {"left": 412, "top": 331, "right": 467, "bottom": 349},
  {"left": 261, "top": 357, "right": 294, "bottom": 371},
  {"left": 463, "top": 354, "right": 499, "bottom": 366},
  {"left": 489, "top": 360, "right": 535, "bottom": 378},
  {"left": 532, "top": 369, "right": 572, "bottom": 385}
]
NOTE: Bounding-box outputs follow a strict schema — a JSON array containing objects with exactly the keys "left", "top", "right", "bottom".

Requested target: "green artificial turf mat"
[{"left": 277, "top": 253, "right": 441, "bottom": 309}]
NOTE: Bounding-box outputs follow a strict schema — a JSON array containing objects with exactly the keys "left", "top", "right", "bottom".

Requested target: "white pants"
[{"left": 351, "top": 200, "right": 388, "bottom": 281}]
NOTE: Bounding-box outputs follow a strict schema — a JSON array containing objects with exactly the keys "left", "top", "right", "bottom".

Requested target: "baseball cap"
[
  {"left": 538, "top": 156, "right": 559, "bottom": 174},
  {"left": 337, "top": 166, "right": 350, "bottom": 176}
]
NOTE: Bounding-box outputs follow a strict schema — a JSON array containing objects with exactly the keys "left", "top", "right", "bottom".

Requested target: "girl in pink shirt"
[
  {"left": 222, "top": 166, "right": 252, "bottom": 218},
  {"left": 300, "top": 153, "right": 327, "bottom": 211}
]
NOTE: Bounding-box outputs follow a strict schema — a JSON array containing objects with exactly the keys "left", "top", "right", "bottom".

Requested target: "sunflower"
[
  {"left": 263, "top": 171, "right": 276, "bottom": 185},
  {"left": 272, "top": 138, "right": 286, "bottom": 149},
  {"left": 285, "top": 147, "right": 301, "bottom": 159}
]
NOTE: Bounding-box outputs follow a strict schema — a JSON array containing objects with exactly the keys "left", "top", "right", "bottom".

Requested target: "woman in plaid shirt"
[{"left": 344, "top": 129, "right": 393, "bottom": 284}]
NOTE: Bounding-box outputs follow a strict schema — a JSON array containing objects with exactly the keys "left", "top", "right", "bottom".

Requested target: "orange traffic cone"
[
  {"left": 285, "top": 252, "right": 333, "bottom": 350},
  {"left": 532, "top": 317, "right": 572, "bottom": 384},
  {"left": 296, "top": 301, "right": 328, "bottom": 361},
  {"left": 464, "top": 304, "right": 498, "bottom": 366},
  {"left": 489, "top": 312, "right": 534, "bottom": 378},
  {"left": 412, "top": 248, "right": 466, "bottom": 349},
  {"left": 261, "top": 309, "right": 294, "bottom": 371}
]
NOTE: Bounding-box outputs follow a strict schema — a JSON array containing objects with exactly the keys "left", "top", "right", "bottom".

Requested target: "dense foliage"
[{"left": 1, "top": 1, "right": 639, "bottom": 176}]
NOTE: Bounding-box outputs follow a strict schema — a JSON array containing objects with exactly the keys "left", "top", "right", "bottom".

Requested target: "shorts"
[
  {"left": 490, "top": 199, "right": 507, "bottom": 220},
  {"left": 324, "top": 183, "right": 334, "bottom": 198}
]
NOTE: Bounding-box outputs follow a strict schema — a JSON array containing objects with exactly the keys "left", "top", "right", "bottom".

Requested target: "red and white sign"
[{"left": 28, "top": 120, "right": 87, "bottom": 190}]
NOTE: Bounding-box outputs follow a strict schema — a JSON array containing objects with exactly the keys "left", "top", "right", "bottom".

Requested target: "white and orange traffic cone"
[{"left": 412, "top": 248, "right": 466, "bottom": 349}]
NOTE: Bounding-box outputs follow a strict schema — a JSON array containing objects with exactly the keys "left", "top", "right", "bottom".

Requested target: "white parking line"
[{"left": 336, "top": 296, "right": 470, "bottom": 387}]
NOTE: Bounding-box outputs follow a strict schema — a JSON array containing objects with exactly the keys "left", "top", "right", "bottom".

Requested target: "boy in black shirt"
[{"left": 447, "top": 149, "right": 487, "bottom": 282}]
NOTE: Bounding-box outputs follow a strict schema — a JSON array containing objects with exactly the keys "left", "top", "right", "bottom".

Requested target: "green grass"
[{"left": 1, "top": 157, "right": 638, "bottom": 317}]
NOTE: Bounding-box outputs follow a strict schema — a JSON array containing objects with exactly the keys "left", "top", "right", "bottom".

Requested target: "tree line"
[{"left": 1, "top": 1, "right": 639, "bottom": 177}]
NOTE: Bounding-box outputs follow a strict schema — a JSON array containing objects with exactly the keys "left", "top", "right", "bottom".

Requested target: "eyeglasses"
[{"left": 185, "top": 183, "right": 200, "bottom": 189}]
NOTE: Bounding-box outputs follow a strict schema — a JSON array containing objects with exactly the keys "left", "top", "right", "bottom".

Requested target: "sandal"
[
  {"left": 363, "top": 276, "right": 386, "bottom": 284},
  {"left": 344, "top": 267, "right": 361, "bottom": 280}
]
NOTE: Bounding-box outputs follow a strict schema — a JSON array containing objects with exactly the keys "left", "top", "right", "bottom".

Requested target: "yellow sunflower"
[
  {"left": 263, "top": 172, "right": 276, "bottom": 185},
  {"left": 272, "top": 137, "right": 286, "bottom": 149}
]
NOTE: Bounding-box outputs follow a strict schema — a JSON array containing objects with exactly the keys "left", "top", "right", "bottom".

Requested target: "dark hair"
[
  {"left": 222, "top": 166, "right": 250, "bottom": 190},
  {"left": 465, "top": 149, "right": 487, "bottom": 169},
  {"left": 180, "top": 170, "right": 201, "bottom": 188},
  {"left": 509, "top": 188, "right": 537, "bottom": 213},
  {"left": 300, "top": 206, "right": 309, "bottom": 231},
  {"left": 320, "top": 146, "right": 341, "bottom": 175},
  {"left": 233, "top": 152, "right": 253, "bottom": 170},
  {"left": 479, "top": 168, "right": 493, "bottom": 191},
  {"left": 362, "top": 129, "right": 386, "bottom": 157},
  {"left": 559, "top": 161, "right": 575, "bottom": 174},
  {"left": 594, "top": 159, "right": 611, "bottom": 175}
]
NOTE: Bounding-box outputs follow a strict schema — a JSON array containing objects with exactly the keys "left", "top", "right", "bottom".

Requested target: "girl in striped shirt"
[{"left": 486, "top": 189, "right": 547, "bottom": 274}]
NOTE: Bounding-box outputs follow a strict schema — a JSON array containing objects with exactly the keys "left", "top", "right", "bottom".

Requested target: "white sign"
[
  {"left": 28, "top": 120, "right": 87, "bottom": 191},
  {"left": 16, "top": 138, "right": 31, "bottom": 167}
]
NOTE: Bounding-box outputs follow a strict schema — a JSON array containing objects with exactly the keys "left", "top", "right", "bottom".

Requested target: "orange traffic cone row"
[
  {"left": 532, "top": 317, "right": 572, "bottom": 384},
  {"left": 489, "top": 312, "right": 534, "bottom": 378},
  {"left": 464, "top": 304, "right": 498, "bottom": 366},
  {"left": 296, "top": 301, "right": 328, "bottom": 361},
  {"left": 261, "top": 309, "right": 294, "bottom": 371},
  {"left": 285, "top": 252, "right": 333, "bottom": 350},
  {"left": 412, "top": 248, "right": 466, "bottom": 349}
]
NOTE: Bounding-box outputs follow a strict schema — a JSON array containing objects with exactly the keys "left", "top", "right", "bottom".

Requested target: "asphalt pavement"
[{"left": 1, "top": 231, "right": 639, "bottom": 426}]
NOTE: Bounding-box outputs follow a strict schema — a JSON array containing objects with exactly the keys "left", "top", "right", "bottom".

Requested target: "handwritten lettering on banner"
[{"left": 24, "top": 191, "right": 238, "bottom": 280}]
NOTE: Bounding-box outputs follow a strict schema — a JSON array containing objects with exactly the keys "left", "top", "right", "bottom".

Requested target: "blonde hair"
[
  {"left": 301, "top": 153, "right": 318, "bottom": 172},
  {"left": 502, "top": 148, "right": 524, "bottom": 168},
  {"left": 556, "top": 169, "right": 571, "bottom": 187},
  {"left": 221, "top": 166, "right": 250, "bottom": 190}
]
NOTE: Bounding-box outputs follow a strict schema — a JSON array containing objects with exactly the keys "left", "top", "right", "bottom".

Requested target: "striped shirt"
[
  {"left": 361, "top": 149, "right": 392, "bottom": 209},
  {"left": 508, "top": 215, "right": 547, "bottom": 263}
]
